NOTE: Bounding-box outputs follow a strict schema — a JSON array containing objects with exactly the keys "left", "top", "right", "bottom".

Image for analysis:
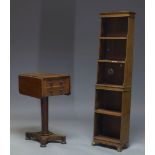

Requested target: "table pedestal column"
[{"left": 25, "top": 97, "right": 66, "bottom": 147}]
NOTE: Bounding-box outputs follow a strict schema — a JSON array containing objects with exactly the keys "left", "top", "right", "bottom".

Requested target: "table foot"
[
  {"left": 61, "top": 140, "right": 66, "bottom": 144},
  {"left": 40, "top": 144, "right": 46, "bottom": 147},
  {"left": 25, "top": 131, "right": 66, "bottom": 147},
  {"left": 92, "top": 141, "right": 97, "bottom": 146}
]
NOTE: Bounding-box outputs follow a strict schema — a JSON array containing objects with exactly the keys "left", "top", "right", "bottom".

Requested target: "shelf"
[
  {"left": 98, "top": 60, "right": 125, "bottom": 63},
  {"left": 94, "top": 135, "right": 120, "bottom": 144},
  {"left": 95, "top": 109, "right": 122, "bottom": 117},
  {"left": 96, "top": 84, "right": 124, "bottom": 88},
  {"left": 99, "top": 37, "right": 127, "bottom": 40},
  {"left": 96, "top": 84, "right": 131, "bottom": 89},
  {"left": 96, "top": 84, "right": 129, "bottom": 91}
]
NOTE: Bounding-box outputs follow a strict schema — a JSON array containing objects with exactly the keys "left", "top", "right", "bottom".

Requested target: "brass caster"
[
  {"left": 25, "top": 137, "right": 29, "bottom": 140},
  {"left": 92, "top": 141, "right": 96, "bottom": 146},
  {"left": 117, "top": 146, "right": 122, "bottom": 152},
  {"left": 40, "top": 144, "right": 46, "bottom": 147},
  {"left": 61, "top": 141, "right": 66, "bottom": 144},
  {"left": 25, "top": 136, "right": 31, "bottom": 140},
  {"left": 123, "top": 143, "right": 129, "bottom": 149}
]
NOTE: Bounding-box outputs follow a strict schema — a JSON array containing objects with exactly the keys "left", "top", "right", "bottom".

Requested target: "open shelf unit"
[{"left": 93, "top": 11, "right": 135, "bottom": 152}]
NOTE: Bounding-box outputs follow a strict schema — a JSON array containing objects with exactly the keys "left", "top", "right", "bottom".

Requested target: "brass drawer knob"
[{"left": 107, "top": 68, "right": 114, "bottom": 75}]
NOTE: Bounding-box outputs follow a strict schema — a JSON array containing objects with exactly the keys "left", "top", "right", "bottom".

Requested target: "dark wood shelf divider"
[
  {"left": 98, "top": 60, "right": 125, "bottom": 63},
  {"left": 94, "top": 135, "right": 120, "bottom": 144},
  {"left": 95, "top": 109, "right": 122, "bottom": 117},
  {"left": 99, "top": 37, "right": 127, "bottom": 40}
]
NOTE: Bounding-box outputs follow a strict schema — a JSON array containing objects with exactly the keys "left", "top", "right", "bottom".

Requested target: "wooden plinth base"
[
  {"left": 92, "top": 139, "right": 128, "bottom": 152},
  {"left": 26, "top": 131, "right": 66, "bottom": 147}
]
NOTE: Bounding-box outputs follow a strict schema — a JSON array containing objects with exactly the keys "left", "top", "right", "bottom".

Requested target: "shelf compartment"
[
  {"left": 97, "top": 62, "right": 125, "bottom": 85},
  {"left": 99, "top": 39, "right": 126, "bottom": 61},
  {"left": 101, "top": 17, "right": 128, "bottom": 37},
  {"left": 95, "top": 90, "right": 122, "bottom": 112},
  {"left": 95, "top": 109, "right": 122, "bottom": 117},
  {"left": 94, "top": 135, "right": 120, "bottom": 144},
  {"left": 94, "top": 114, "right": 121, "bottom": 139}
]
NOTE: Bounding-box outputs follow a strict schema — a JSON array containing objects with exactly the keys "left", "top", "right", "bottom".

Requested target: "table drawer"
[
  {"left": 44, "top": 78, "right": 70, "bottom": 96},
  {"left": 46, "top": 79, "right": 66, "bottom": 88},
  {"left": 47, "top": 87, "right": 67, "bottom": 96}
]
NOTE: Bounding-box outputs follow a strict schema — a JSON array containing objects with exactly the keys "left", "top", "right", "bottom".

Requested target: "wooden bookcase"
[{"left": 92, "top": 12, "right": 135, "bottom": 151}]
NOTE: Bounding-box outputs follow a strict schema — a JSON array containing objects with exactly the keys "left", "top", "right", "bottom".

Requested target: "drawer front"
[
  {"left": 44, "top": 78, "right": 70, "bottom": 96},
  {"left": 46, "top": 79, "right": 65, "bottom": 88}
]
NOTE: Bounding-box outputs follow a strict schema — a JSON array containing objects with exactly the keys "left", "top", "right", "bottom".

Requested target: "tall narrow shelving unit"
[{"left": 92, "top": 12, "right": 135, "bottom": 152}]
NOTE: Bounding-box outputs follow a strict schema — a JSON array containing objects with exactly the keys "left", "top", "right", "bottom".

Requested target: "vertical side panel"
[
  {"left": 120, "top": 91, "right": 131, "bottom": 144},
  {"left": 93, "top": 17, "right": 103, "bottom": 137},
  {"left": 124, "top": 16, "right": 135, "bottom": 87}
]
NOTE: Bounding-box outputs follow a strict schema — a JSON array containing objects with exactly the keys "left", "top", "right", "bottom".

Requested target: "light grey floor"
[{"left": 11, "top": 103, "right": 144, "bottom": 155}]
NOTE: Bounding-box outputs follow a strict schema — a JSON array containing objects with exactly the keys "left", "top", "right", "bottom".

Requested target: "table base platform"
[{"left": 26, "top": 131, "right": 66, "bottom": 147}]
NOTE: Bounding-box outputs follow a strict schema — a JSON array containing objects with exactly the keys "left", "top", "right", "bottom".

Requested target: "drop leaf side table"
[{"left": 19, "top": 73, "right": 70, "bottom": 147}]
